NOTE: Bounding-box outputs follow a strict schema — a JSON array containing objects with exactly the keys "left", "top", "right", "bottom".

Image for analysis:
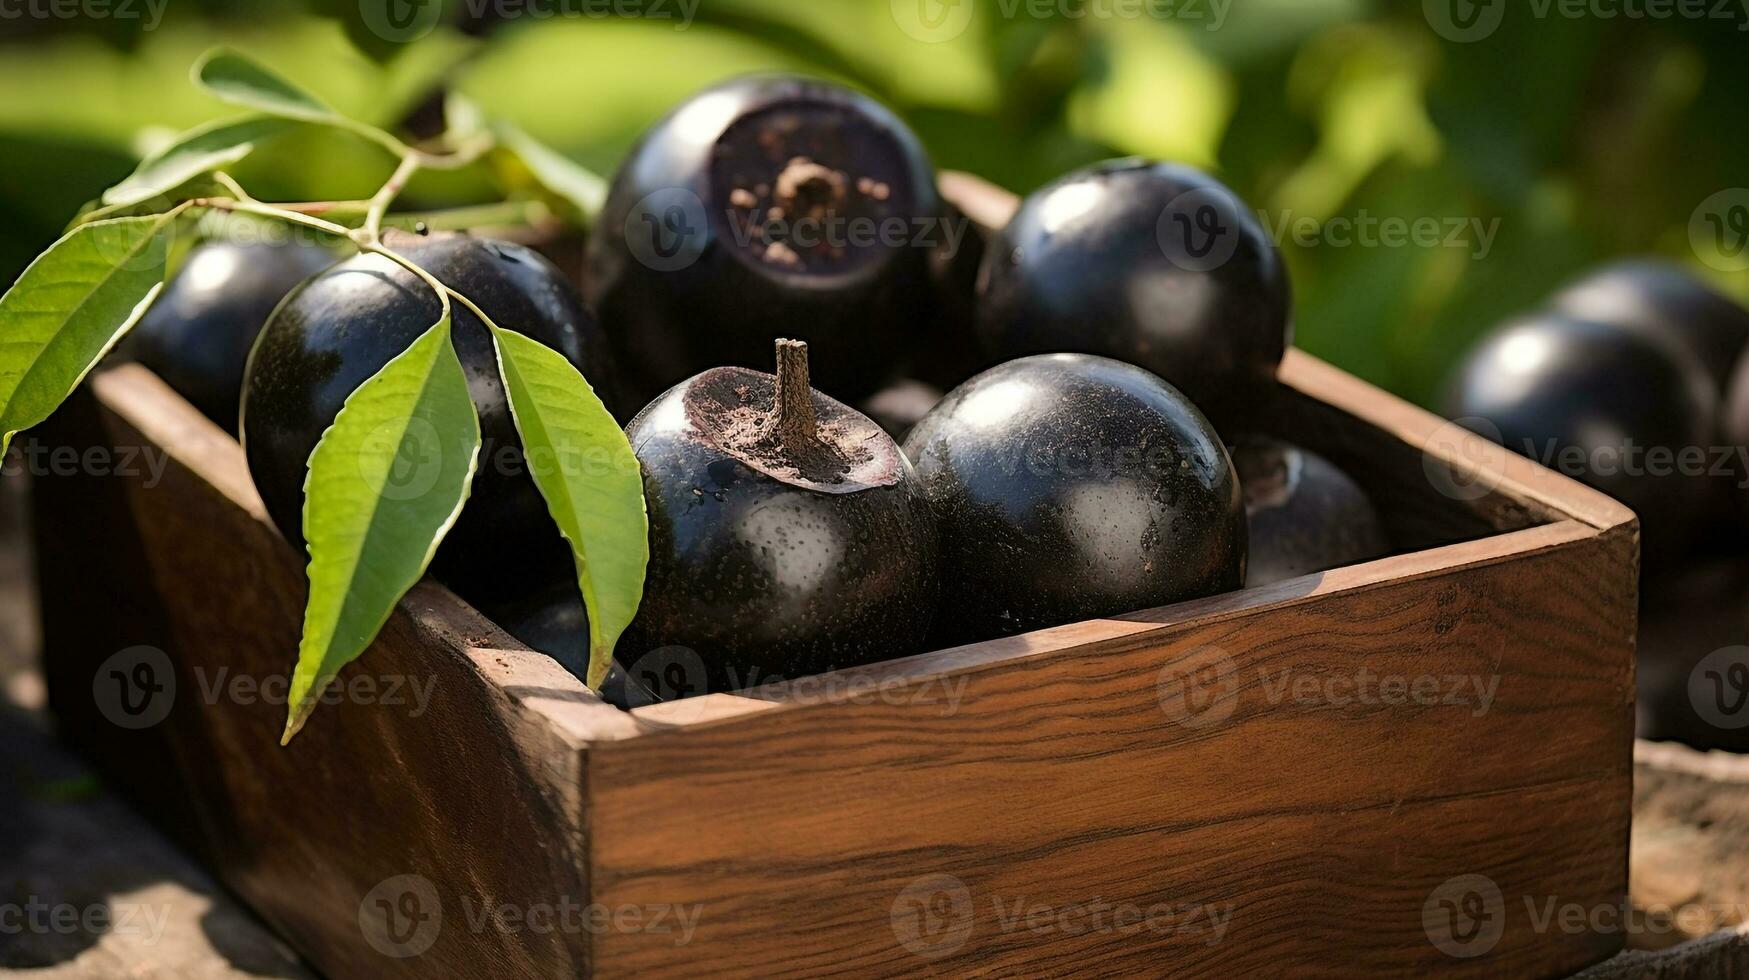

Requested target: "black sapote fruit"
[
  {"left": 1443, "top": 312, "right": 1717, "bottom": 567},
  {"left": 861, "top": 378, "right": 943, "bottom": 442},
  {"left": 128, "top": 240, "right": 332, "bottom": 430},
  {"left": 585, "top": 75, "right": 944, "bottom": 407},
  {"left": 619, "top": 339, "right": 939, "bottom": 695},
  {"left": 904, "top": 353, "right": 1246, "bottom": 645},
  {"left": 909, "top": 198, "right": 990, "bottom": 391},
  {"left": 1231, "top": 436, "right": 1389, "bottom": 587},
  {"left": 974, "top": 159, "right": 1290, "bottom": 425},
  {"left": 1550, "top": 259, "right": 1749, "bottom": 388},
  {"left": 241, "top": 230, "right": 620, "bottom": 604}
]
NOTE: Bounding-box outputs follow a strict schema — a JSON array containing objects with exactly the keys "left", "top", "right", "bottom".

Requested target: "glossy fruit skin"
[
  {"left": 909, "top": 199, "right": 991, "bottom": 391},
  {"left": 974, "top": 159, "right": 1291, "bottom": 425},
  {"left": 1443, "top": 312, "right": 1717, "bottom": 566},
  {"left": 1230, "top": 436, "right": 1389, "bottom": 587},
  {"left": 127, "top": 240, "right": 332, "bottom": 430},
  {"left": 1550, "top": 259, "right": 1749, "bottom": 388},
  {"left": 241, "top": 232, "right": 620, "bottom": 604},
  {"left": 584, "top": 75, "right": 943, "bottom": 408},
  {"left": 618, "top": 368, "right": 939, "bottom": 695},
  {"left": 904, "top": 353, "right": 1246, "bottom": 646}
]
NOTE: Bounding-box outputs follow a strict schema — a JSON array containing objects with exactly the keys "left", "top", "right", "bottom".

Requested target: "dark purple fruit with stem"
[
  {"left": 241, "top": 230, "right": 620, "bottom": 604},
  {"left": 1230, "top": 436, "right": 1389, "bottom": 587},
  {"left": 128, "top": 240, "right": 332, "bottom": 430},
  {"left": 975, "top": 159, "right": 1290, "bottom": 426},
  {"left": 1443, "top": 312, "right": 1717, "bottom": 567},
  {"left": 904, "top": 353, "right": 1246, "bottom": 645},
  {"left": 1550, "top": 259, "right": 1749, "bottom": 388},
  {"left": 585, "top": 75, "right": 944, "bottom": 408},
  {"left": 618, "top": 339, "right": 938, "bottom": 695}
]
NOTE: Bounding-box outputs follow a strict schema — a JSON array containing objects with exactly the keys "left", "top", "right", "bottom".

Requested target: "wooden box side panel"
[
  {"left": 587, "top": 523, "right": 1636, "bottom": 977},
  {"left": 33, "top": 375, "right": 601, "bottom": 978}
]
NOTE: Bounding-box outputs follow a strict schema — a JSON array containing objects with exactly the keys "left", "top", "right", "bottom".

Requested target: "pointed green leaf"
[
  {"left": 491, "top": 121, "right": 607, "bottom": 222},
  {"left": 285, "top": 317, "right": 481, "bottom": 743},
  {"left": 490, "top": 326, "right": 647, "bottom": 689},
  {"left": 193, "top": 48, "right": 339, "bottom": 124},
  {"left": 0, "top": 212, "right": 179, "bottom": 456},
  {"left": 103, "top": 116, "right": 298, "bottom": 208}
]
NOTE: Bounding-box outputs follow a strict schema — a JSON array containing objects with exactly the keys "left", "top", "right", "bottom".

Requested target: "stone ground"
[{"left": 1, "top": 463, "right": 1747, "bottom": 976}]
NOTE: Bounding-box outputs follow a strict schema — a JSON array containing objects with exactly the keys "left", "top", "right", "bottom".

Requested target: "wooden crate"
[{"left": 31, "top": 177, "right": 1638, "bottom": 978}]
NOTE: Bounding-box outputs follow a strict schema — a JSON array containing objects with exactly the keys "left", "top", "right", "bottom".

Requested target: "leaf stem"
[
  {"left": 187, "top": 196, "right": 454, "bottom": 323},
  {"left": 362, "top": 153, "right": 422, "bottom": 244}
]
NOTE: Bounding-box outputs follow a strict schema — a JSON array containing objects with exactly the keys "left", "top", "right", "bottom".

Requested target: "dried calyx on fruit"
[{"left": 620, "top": 339, "right": 939, "bottom": 696}]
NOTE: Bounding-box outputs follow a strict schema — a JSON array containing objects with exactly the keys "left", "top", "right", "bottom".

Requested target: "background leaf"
[
  {"left": 102, "top": 115, "right": 299, "bottom": 207},
  {"left": 285, "top": 316, "right": 481, "bottom": 743},
  {"left": 491, "top": 326, "right": 648, "bottom": 690},
  {"left": 490, "top": 121, "right": 608, "bottom": 223},
  {"left": 193, "top": 47, "right": 341, "bottom": 124},
  {"left": 0, "top": 212, "right": 176, "bottom": 455}
]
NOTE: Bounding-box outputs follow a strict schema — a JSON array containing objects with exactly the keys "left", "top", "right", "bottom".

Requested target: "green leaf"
[
  {"left": 0, "top": 212, "right": 179, "bottom": 456},
  {"left": 192, "top": 48, "right": 340, "bottom": 124},
  {"left": 491, "top": 121, "right": 608, "bottom": 222},
  {"left": 103, "top": 116, "right": 299, "bottom": 208},
  {"left": 490, "top": 326, "right": 647, "bottom": 690},
  {"left": 285, "top": 316, "right": 481, "bottom": 743}
]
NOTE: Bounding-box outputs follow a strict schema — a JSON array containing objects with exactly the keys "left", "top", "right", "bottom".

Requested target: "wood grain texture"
[
  {"left": 33, "top": 328, "right": 1637, "bottom": 977},
  {"left": 35, "top": 368, "right": 609, "bottom": 978},
  {"left": 586, "top": 519, "right": 1636, "bottom": 977}
]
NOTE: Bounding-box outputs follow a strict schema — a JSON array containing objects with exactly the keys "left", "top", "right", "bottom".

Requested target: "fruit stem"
[{"left": 769, "top": 339, "right": 818, "bottom": 448}]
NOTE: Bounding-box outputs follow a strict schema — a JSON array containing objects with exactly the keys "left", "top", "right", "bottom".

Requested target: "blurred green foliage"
[{"left": 2, "top": 0, "right": 1746, "bottom": 406}]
